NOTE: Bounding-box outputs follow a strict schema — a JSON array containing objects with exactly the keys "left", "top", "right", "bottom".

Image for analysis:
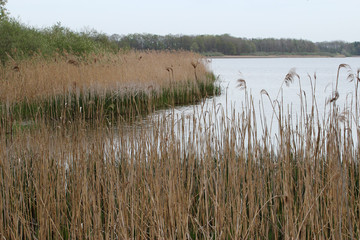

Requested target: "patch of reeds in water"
[
  {"left": 0, "top": 50, "right": 219, "bottom": 129},
  {"left": 0, "top": 64, "right": 360, "bottom": 239}
]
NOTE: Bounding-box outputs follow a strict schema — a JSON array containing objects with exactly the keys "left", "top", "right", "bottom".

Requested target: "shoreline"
[{"left": 208, "top": 54, "right": 349, "bottom": 59}]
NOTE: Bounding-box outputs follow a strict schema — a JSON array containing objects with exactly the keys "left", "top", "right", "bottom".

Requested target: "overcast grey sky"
[{"left": 6, "top": 0, "right": 359, "bottom": 42}]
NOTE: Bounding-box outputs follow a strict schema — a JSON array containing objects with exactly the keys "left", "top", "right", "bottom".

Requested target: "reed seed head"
[
  {"left": 237, "top": 79, "right": 247, "bottom": 90},
  {"left": 284, "top": 68, "right": 299, "bottom": 86}
]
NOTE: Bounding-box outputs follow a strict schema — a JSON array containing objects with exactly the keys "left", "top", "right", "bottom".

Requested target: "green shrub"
[{"left": 0, "top": 19, "right": 118, "bottom": 64}]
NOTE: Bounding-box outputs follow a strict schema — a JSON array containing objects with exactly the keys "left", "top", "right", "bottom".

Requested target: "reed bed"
[
  {"left": 0, "top": 64, "right": 360, "bottom": 239},
  {"left": 0, "top": 50, "right": 218, "bottom": 126}
]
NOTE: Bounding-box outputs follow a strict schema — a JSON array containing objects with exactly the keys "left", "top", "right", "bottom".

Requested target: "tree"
[
  {"left": 0, "top": 0, "right": 8, "bottom": 20},
  {"left": 350, "top": 42, "right": 360, "bottom": 55},
  {"left": 190, "top": 42, "right": 199, "bottom": 52}
]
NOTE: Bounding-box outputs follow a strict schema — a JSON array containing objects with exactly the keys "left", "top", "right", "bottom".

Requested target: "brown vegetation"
[
  {"left": 0, "top": 61, "right": 359, "bottom": 239},
  {"left": 0, "top": 50, "right": 209, "bottom": 103}
]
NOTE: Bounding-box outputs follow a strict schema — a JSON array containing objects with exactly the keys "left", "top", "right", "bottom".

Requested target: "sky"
[{"left": 6, "top": 0, "right": 359, "bottom": 42}]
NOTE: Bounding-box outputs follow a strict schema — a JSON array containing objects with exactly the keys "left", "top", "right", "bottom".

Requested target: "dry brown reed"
[
  {"left": 0, "top": 50, "right": 208, "bottom": 103},
  {"left": 0, "top": 64, "right": 360, "bottom": 239}
]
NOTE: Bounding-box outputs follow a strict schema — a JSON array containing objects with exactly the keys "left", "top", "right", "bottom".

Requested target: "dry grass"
[
  {"left": 0, "top": 50, "right": 217, "bottom": 126},
  {"left": 0, "top": 63, "right": 360, "bottom": 239},
  {"left": 0, "top": 50, "right": 209, "bottom": 102}
]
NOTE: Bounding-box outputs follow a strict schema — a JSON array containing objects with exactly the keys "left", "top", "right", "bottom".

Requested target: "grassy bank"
[
  {"left": 1, "top": 64, "right": 360, "bottom": 239},
  {"left": 0, "top": 50, "right": 219, "bottom": 128}
]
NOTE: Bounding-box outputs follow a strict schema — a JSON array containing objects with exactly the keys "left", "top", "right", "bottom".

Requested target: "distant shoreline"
[{"left": 208, "top": 54, "right": 349, "bottom": 59}]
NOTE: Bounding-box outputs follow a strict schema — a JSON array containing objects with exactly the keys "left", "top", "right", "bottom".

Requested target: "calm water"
[
  {"left": 209, "top": 57, "right": 360, "bottom": 111},
  {"left": 146, "top": 57, "right": 360, "bottom": 143},
  {"left": 115, "top": 57, "right": 360, "bottom": 157},
  {"left": 154, "top": 57, "right": 360, "bottom": 120}
]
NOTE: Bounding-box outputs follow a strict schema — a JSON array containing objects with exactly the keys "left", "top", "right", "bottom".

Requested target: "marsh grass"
[
  {"left": 0, "top": 51, "right": 219, "bottom": 127},
  {"left": 0, "top": 63, "right": 360, "bottom": 239}
]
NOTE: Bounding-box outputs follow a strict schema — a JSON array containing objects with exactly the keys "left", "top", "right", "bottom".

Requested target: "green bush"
[
  {"left": 0, "top": 19, "right": 118, "bottom": 64},
  {"left": 0, "top": 20, "right": 46, "bottom": 62}
]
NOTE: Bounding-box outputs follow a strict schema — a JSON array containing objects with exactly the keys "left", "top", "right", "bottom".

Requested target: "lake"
[
  {"left": 209, "top": 57, "right": 360, "bottom": 110},
  {"left": 144, "top": 57, "right": 360, "bottom": 148}
]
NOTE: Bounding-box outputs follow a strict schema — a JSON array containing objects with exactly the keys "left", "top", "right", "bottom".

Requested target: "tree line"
[
  {"left": 112, "top": 33, "right": 360, "bottom": 56},
  {"left": 1, "top": 18, "right": 360, "bottom": 64}
]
